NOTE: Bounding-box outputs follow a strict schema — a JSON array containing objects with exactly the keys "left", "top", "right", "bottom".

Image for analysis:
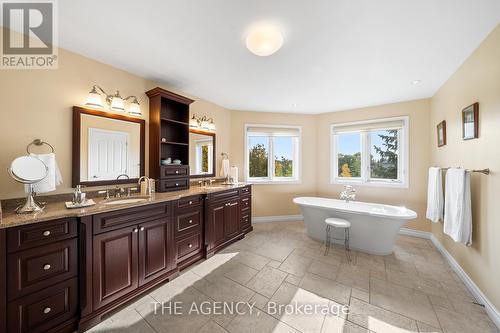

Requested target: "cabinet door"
[
  {"left": 138, "top": 217, "right": 174, "bottom": 286},
  {"left": 93, "top": 226, "right": 138, "bottom": 310},
  {"left": 224, "top": 200, "right": 241, "bottom": 240},
  {"left": 207, "top": 203, "right": 226, "bottom": 250}
]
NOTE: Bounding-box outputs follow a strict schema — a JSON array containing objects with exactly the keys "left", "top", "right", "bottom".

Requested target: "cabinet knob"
[
  {"left": 140, "top": 227, "right": 145, "bottom": 231},
  {"left": 189, "top": 201, "right": 192, "bottom": 205},
  {"left": 43, "top": 264, "right": 51, "bottom": 271},
  {"left": 42, "top": 230, "right": 51, "bottom": 237},
  {"left": 175, "top": 183, "right": 179, "bottom": 186},
  {"left": 133, "top": 228, "right": 139, "bottom": 233},
  {"left": 175, "top": 170, "right": 179, "bottom": 174},
  {"left": 43, "top": 307, "right": 51, "bottom": 314},
  {"left": 188, "top": 244, "right": 193, "bottom": 248},
  {"left": 189, "top": 220, "right": 193, "bottom": 224}
]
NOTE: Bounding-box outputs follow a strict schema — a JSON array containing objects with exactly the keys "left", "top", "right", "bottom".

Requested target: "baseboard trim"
[
  {"left": 429, "top": 234, "right": 500, "bottom": 329},
  {"left": 399, "top": 227, "right": 499, "bottom": 328},
  {"left": 252, "top": 215, "right": 303, "bottom": 223},
  {"left": 398, "top": 228, "right": 432, "bottom": 239}
]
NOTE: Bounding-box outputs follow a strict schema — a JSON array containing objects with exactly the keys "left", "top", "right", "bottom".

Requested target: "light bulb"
[
  {"left": 128, "top": 98, "right": 141, "bottom": 116},
  {"left": 246, "top": 24, "right": 283, "bottom": 57},
  {"left": 85, "top": 87, "right": 103, "bottom": 108},
  {"left": 110, "top": 91, "right": 125, "bottom": 111}
]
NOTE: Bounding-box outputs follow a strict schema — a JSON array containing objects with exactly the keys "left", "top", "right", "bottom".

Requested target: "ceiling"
[{"left": 56, "top": 0, "right": 499, "bottom": 114}]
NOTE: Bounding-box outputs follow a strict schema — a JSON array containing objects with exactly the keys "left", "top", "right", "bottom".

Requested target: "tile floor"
[{"left": 87, "top": 221, "right": 498, "bottom": 333}]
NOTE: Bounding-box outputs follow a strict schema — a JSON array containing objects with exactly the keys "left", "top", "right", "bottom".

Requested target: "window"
[
  {"left": 331, "top": 117, "right": 408, "bottom": 187},
  {"left": 194, "top": 138, "right": 213, "bottom": 174},
  {"left": 245, "top": 125, "right": 301, "bottom": 183}
]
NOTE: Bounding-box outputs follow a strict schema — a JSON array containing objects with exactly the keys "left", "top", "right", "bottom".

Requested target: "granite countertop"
[{"left": 0, "top": 183, "right": 248, "bottom": 229}]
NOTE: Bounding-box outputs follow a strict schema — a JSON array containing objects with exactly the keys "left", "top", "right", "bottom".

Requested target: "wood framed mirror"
[
  {"left": 72, "top": 106, "right": 145, "bottom": 187},
  {"left": 189, "top": 129, "right": 216, "bottom": 178}
]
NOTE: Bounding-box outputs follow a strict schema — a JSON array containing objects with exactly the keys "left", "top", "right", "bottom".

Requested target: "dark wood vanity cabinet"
[
  {"left": 79, "top": 203, "right": 177, "bottom": 331},
  {"left": 0, "top": 186, "right": 252, "bottom": 333},
  {"left": 205, "top": 186, "right": 252, "bottom": 256},
  {"left": 174, "top": 195, "right": 204, "bottom": 269},
  {"left": 2, "top": 218, "right": 79, "bottom": 333},
  {"left": 91, "top": 215, "right": 175, "bottom": 311}
]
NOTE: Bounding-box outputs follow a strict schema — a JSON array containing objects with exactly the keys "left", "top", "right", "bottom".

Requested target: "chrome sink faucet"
[
  {"left": 114, "top": 174, "right": 130, "bottom": 198},
  {"left": 340, "top": 185, "right": 356, "bottom": 203},
  {"left": 198, "top": 179, "right": 215, "bottom": 188}
]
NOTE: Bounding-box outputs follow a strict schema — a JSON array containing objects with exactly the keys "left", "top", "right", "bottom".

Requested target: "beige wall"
[
  {"left": 430, "top": 24, "right": 500, "bottom": 310},
  {"left": 229, "top": 111, "right": 317, "bottom": 216},
  {"left": 316, "top": 99, "right": 432, "bottom": 231},
  {"left": 0, "top": 28, "right": 231, "bottom": 200}
]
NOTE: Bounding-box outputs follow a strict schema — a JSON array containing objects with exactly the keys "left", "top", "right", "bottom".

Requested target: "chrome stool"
[{"left": 324, "top": 217, "right": 351, "bottom": 261}]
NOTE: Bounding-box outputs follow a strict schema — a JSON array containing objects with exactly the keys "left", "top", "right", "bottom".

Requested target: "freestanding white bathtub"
[{"left": 293, "top": 197, "right": 417, "bottom": 255}]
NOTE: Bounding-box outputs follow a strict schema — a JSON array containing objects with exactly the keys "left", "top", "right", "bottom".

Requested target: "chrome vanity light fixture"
[
  {"left": 189, "top": 114, "right": 216, "bottom": 132},
  {"left": 85, "top": 85, "right": 142, "bottom": 116}
]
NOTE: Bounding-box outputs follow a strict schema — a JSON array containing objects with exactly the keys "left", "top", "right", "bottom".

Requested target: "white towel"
[
  {"left": 220, "top": 158, "right": 230, "bottom": 177},
  {"left": 426, "top": 167, "right": 443, "bottom": 223},
  {"left": 444, "top": 168, "right": 472, "bottom": 246},
  {"left": 24, "top": 153, "right": 63, "bottom": 194},
  {"left": 230, "top": 165, "right": 239, "bottom": 183}
]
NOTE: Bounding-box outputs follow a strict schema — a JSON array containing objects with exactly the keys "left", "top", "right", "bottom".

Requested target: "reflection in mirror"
[
  {"left": 72, "top": 106, "right": 145, "bottom": 187},
  {"left": 189, "top": 130, "right": 215, "bottom": 177},
  {"left": 80, "top": 114, "right": 141, "bottom": 181}
]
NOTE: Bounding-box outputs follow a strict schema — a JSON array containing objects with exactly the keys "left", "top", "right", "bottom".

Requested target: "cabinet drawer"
[
  {"left": 93, "top": 203, "right": 170, "bottom": 234},
  {"left": 7, "top": 278, "right": 78, "bottom": 333},
  {"left": 177, "top": 233, "right": 202, "bottom": 260},
  {"left": 177, "top": 195, "right": 202, "bottom": 209},
  {"left": 161, "top": 165, "right": 189, "bottom": 177},
  {"left": 240, "top": 186, "right": 251, "bottom": 196},
  {"left": 7, "top": 218, "right": 77, "bottom": 253},
  {"left": 241, "top": 196, "right": 251, "bottom": 211},
  {"left": 207, "top": 189, "right": 240, "bottom": 203},
  {"left": 241, "top": 212, "right": 251, "bottom": 230},
  {"left": 159, "top": 178, "right": 189, "bottom": 192},
  {"left": 8, "top": 238, "right": 77, "bottom": 301},
  {"left": 175, "top": 210, "right": 201, "bottom": 236}
]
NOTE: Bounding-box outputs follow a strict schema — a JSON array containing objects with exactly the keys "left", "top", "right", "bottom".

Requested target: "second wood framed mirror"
[{"left": 189, "top": 129, "right": 216, "bottom": 178}]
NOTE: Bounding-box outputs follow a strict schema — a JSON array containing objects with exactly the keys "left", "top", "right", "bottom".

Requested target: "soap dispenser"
[{"left": 72, "top": 185, "right": 86, "bottom": 204}]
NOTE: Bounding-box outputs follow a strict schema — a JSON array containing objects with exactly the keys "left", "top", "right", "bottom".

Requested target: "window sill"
[
  {"left": 331, "top": 178, "right": 408, "bottom": 189},
  {"left": 246, "top": 179, "right": 302, "bottom": 185}
]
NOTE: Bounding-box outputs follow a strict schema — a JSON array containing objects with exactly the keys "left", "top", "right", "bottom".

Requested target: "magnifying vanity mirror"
[
  {"left": 8, "top": 155, "right": 48, "bottom": 213},
  {"left": 72, "top": 106, "right": 145, "bottom": 187},
  {"left": 189, "top": 129, "right": 216, "bottom": 178}
]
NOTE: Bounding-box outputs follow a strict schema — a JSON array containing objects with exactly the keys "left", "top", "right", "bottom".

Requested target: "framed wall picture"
[
  {"left": 462, "top": 102, "right": 479, "bottom": 140},
  {"left": 437, "top": 120, "right": 446, "bottom": 147}
]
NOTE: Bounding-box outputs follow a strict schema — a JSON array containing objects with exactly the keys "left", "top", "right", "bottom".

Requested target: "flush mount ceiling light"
[
  {"left": 85, "top": 85, "right": 142, "bottom": 116},
  {"left": 245, "top": 23, "right": 284, "bottom": 57},
  {"left": 411, "top": 80, "right": 421, "bottom": 85}
]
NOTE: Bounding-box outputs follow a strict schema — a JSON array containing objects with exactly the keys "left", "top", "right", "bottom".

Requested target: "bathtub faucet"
[{"left": 340, "top": 185, "right": 356, "bottom": 203}]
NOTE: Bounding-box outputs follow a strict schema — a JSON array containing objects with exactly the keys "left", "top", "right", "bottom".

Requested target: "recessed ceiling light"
[
  {"left": 411, "top": 80, "right": 421, "bottom": 85},
  {"left": 246, "top": 23, "right": 283, "bottom": 57}
]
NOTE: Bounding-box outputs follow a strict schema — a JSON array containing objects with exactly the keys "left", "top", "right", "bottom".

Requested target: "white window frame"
[
  {"left": 330, "top": 116, "right": 409, "bottom": 188},
  {"left": 244, "top": 124, "right": 302, "bottom": 184},
  {"left": 194, "top": 139, "right": 213, "bottom": 175}
]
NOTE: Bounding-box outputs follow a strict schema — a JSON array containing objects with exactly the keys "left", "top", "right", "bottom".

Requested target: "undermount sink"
[{"left": 102, "top": 196, "right": 151, "bottom": 205}]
